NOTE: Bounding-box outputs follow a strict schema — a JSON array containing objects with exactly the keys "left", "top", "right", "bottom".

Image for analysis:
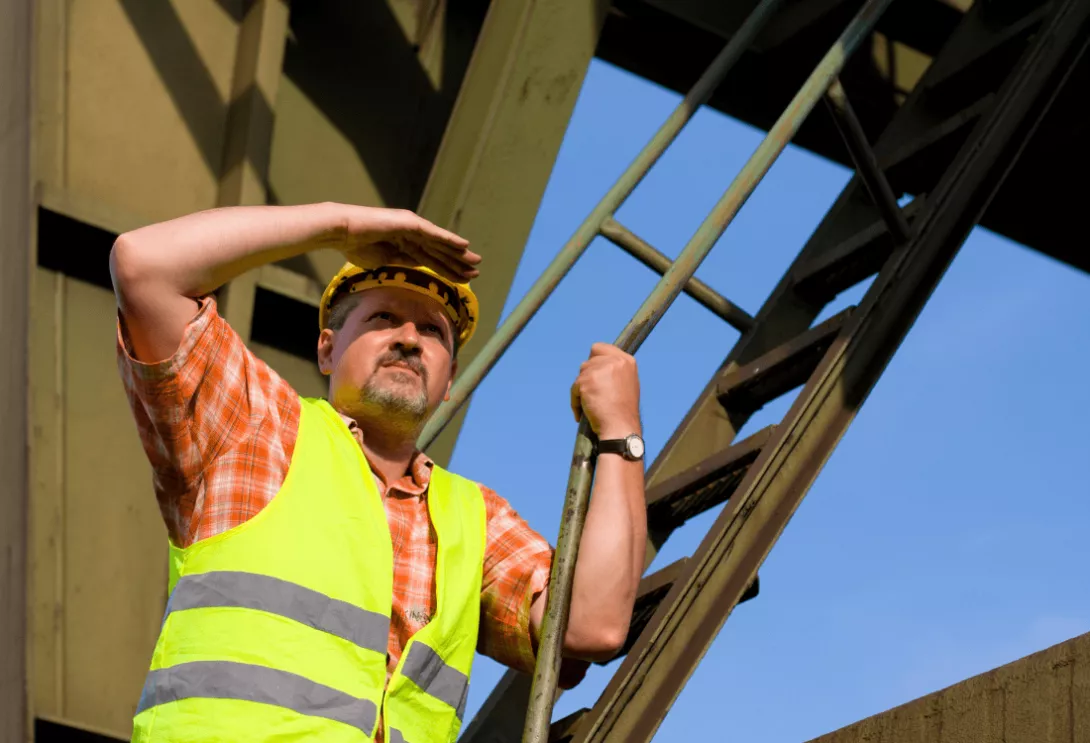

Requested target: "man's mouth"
[{"left": 383, "top": 362, "right": 422, "bottom": 377}]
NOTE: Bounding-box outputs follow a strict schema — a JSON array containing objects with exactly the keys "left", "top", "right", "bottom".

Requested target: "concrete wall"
[
  {"left": 29, "top": 271, "right": 168, "bottom": 735},
  {"left": 807, "top": 632, "right": 1090, "bottom": 743},
  {"left": 2, "top": 0, "right": 34, "bottom": 739}
]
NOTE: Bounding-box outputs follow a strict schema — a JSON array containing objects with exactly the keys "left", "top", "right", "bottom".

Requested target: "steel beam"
[
  {"left": 573, "top": 2, "right": 1089, "bottom": 738},
  {"left": 216, "top": 0, "right": 290, "bottom": 341},
  {"left": 642, "top": 0, "right": 1003, "bottom": 516},
  {"left": 0, "top": 0, "right": 34, "bottom": 740}
]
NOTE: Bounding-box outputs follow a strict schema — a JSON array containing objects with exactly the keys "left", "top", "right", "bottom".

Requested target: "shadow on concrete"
[
  {"left": 282, "top": 0, "right": 489, "bottom": 208},
  {"left": 117, "top": 0, "right": 228, "bottom": 179},
  {"left": 118, "top": 0, "right": 490, "bottom": 210},
  {"left": 213, "top": 0, "right": 249, "bottom": 23}
]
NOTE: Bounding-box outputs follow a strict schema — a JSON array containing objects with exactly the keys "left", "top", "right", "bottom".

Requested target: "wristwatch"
[{"left": 596, "top": 433, "right": 645, "bottom": 462}]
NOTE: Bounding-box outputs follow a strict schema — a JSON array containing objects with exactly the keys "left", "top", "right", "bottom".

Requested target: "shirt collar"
[{"left": 337, "top": 411, "right": 433, "bottom": 497}]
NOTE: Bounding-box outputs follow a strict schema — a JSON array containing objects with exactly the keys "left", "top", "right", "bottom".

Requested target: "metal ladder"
[{"left": 415, "top": 0, "right": 1090, "bottom": 740}]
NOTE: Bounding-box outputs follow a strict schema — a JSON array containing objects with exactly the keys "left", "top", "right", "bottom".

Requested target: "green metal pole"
[
  {"left": 520, "top": 0, "right": 897, "bottom": 740},
  {"left": 416, "top": 0, "right": 788, "bottom": 452}
]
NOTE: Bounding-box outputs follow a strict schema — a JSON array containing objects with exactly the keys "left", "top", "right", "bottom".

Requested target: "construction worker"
[{"left": 109, "top": 203, "right": 647, "bottom": 743}]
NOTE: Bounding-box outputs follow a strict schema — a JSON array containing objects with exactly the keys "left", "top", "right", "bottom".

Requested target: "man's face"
[{"left": 318, "top": 286, "right": 456, "bottom": 430}]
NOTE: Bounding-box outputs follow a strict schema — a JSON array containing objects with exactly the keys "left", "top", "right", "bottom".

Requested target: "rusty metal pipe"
[
  {"left": 521, "top": 0, "right": 896, "bottom": 740},
  {"left": 416, "top": 0, "right": 789, "bottom": 452},
  {"left": 599, "top": 217, "right": 755, "bottom": 332},
  {"left": 824, "top": 77, "right": 912, "bottom": 243}
]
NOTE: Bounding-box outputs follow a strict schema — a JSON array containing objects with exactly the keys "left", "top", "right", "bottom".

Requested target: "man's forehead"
[{"left": 355, "top": 286, "right": 449, "bottom": 323}]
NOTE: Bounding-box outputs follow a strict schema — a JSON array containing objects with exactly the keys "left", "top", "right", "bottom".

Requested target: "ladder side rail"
[{"left": 522, "top": 0, "right": 898, "bottom": 739}]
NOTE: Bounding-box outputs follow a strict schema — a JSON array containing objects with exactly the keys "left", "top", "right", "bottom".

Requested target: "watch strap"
[{"left": 596, "top": 438, "right": 629, "bottom": 456}]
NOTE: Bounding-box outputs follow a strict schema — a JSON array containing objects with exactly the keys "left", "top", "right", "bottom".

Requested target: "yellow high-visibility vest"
[{"left": 132, "top": 397, "right": 487, "bottom": 743}]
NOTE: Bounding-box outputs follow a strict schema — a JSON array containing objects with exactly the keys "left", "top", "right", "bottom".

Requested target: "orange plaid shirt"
[{"left": 116, "top": 296, "right": 567, "bottom": 724}]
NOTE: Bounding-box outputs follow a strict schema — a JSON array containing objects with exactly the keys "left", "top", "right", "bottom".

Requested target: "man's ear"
[
  {"left": 317, "top": 328, "right": 336, "bottom": 376},
  {"left": 443, "top": 357, "right": 458, "bottom": 402}
]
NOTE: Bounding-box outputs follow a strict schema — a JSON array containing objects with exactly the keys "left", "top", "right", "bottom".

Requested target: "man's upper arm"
[
  {"left": 109, "top": 235, "right": 206, "bottom": 365},
  {"left": 116, "top": 295, "right": 297, "bottom": 544},
  {"left": 477, "top": 485, "right": 552, "bottom": 673},
  {"left": 477, "top": 486, "right": 590, "bottom": 688}
]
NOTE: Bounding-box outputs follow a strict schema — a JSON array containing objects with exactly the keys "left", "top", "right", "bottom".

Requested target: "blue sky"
[{"left": 449, "top": 58, "right": 1090, "bottom": 741}]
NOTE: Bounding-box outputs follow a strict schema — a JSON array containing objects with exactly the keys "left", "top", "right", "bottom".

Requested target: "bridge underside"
[{"left": 600, "top": 0, "right": 1088, "bottom": 275}]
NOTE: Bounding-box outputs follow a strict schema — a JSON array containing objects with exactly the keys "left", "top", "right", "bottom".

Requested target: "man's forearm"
[
  {"left": 566, "top": 424, "right": 647, "bottom": 660},
  {"left": 110, "top": 203, "right": 348, "bottom": 362},
  {"left": 111, "top": 203, "right": 346, "bottom": 300},
  {"left": 110, "top": 202, "right": 478, "bottom": 363}
]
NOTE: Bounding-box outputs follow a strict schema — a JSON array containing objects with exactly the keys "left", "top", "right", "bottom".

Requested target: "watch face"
[{"left": 627, "top": 435, "right": 645, "bottom": 459}]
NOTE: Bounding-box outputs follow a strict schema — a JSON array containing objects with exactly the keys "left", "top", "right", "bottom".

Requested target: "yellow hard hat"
[{"left": 318, "top": 244, "right": 479, "bottom": 348}]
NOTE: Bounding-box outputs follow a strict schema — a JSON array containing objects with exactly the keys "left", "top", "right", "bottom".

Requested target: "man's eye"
[
  {"left": 421, "top": 324, "right": 443, "bottom": 337},
  {"left": 370, "top": 311, "right": 394, "bottom": 322}
]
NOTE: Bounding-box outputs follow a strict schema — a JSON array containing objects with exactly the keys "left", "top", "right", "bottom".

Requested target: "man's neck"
[{"left": 356, "top": 421, "right": 419, "bottom": 487}]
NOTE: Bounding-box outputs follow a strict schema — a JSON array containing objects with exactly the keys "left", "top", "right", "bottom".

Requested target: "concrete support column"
[
  {"left": 216, "top": 0, "right": 290, "bottom": 341},
  {"left": 0, "top": 0, "right": 35, "bottom": 739}
]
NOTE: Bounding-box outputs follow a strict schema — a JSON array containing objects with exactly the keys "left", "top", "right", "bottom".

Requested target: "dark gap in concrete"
[
  {"left": 251, "top": 285, "right": 319, "bottom": 359},
  {"left": 37, "top": 208, "right": 116, "bottom": 290}
]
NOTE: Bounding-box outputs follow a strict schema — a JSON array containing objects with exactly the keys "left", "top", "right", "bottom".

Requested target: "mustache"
[{"left": 375, "top": 349, "right": 428, "bottom": 382}]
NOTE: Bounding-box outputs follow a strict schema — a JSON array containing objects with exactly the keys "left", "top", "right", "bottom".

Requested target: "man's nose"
[{"left": 391, "top": 320, "right": 421, "bottom": 350}]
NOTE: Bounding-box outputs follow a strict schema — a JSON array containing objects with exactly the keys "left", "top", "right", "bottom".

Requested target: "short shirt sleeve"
[
  {"left": 477, "top": 485, "right": 588, "bottom": 688},
  {"left": 116, "top": 295, "right": 299, "bottom": 546}
]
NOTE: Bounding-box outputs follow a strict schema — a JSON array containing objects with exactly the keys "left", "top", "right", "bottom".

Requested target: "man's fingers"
[
  {"left": 413, "top": 216, "right": 470, "bottom": 250},
  {"left": 395, "top": 239, "right": 472, "bottom": 282},
  {"left": 394, "top": 235, "right": 481, "bottom": 281},
  {"left": 422, "top": 242, "right": 482, "bottom": 280},
  {"left": 423, "top": 241, "right": 481, "bottom": 277},
  {"left": 424, "top": 244, "right": 480, "bottom": 281},
  {"left": 421, "top": 236, "right": 482, "bottom": 264},
  {"left": 589, "top": 342, "right": 621, "bottom": 357}
]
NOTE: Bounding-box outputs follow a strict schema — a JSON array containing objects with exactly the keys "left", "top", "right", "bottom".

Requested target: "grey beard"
[{"left": 361, "top": 377, "right": 429, "bottom": 422}]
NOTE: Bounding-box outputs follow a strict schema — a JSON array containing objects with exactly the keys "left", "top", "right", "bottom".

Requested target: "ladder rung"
[
  {"left": 791, "top": 197, "right": 926, "bottom": 304},
  {"left": 877, "top": 94, "right": 994, "bottom": 173},
  {"left": 548, "top": 708, "right": 590, "bottom": 743},
  {"left": 599, "top": 217, "right": 755, "bottom": 333},
  {"left": 717, "top": 310, "right": 852, "bottom": 413},
  {"left": 924, "top": 5, "right": 1049, "bottom": 105},
  {"left": 646, "top": 426, "right": 776, "bottom": 532}
]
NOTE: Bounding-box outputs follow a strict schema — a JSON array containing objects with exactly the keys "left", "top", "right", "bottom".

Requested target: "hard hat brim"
[{"left": 320, "top": 261, "right": 478, "bottom": 349}]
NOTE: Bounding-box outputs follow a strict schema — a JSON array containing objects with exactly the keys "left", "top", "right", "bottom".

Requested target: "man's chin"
[{"left": 359, "top": 384, "right": 430, "bottom": 420}]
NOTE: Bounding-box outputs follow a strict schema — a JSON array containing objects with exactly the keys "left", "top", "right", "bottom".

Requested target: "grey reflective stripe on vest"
[
  {"left": 389, "top": 728, "right": 409, "bottom": 743},
  {"left": 168, "top": 571, "right": 389, "bottom": 654},
  {"left": 137, "top": 660, "right": 378, "bottom": 734},
  {"left": 401, "top": 643, "right": 469, "bottom": 720}
]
